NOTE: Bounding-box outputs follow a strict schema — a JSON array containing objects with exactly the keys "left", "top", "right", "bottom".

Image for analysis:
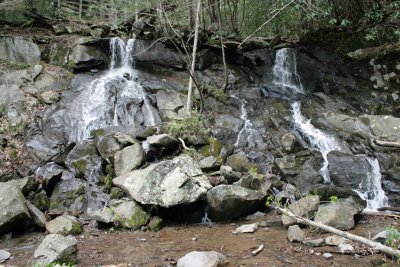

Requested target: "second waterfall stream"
[{"left": 272, "top": 47, "right": 388, "bottom": 211}]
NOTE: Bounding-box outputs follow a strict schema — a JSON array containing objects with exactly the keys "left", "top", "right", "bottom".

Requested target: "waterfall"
[
  {"left": 272, "top": 48, "right": 304, "bottom": 94},
  {"left": 355, "top": 157, "right": 388, "bottom": 211},
  {"left": 291, "top": 102, "right": 341, "bottom": 183},
  {"left": 68, "top": 37, "right": 161, "bottom": 141}
]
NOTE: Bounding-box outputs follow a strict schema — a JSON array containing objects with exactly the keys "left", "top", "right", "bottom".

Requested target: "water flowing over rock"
[
  {"left": 272, "top": 48, "right": 303, "bottom": 94},
  {"left": 113, "top": 154, "right": 212, "bottom": 208}
]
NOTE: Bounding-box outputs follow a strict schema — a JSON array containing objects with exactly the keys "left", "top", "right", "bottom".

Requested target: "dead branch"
[{"left": 278, "top": 207, "right": 400, "bottom": 258}]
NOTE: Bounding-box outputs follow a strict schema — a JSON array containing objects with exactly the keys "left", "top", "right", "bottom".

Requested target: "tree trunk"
[
  {"left": 278, "top": 207, "right": 400, "bottom": 258},
  {"left": 186, "top": 0, "right": 201, "bottom": 113}
]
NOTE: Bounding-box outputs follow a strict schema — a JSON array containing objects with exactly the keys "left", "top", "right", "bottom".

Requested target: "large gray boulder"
[
  {"left": 281, "top": 195, "right": 320, "bottom": 227},
  {"left": 325, "top": 114, "right": 400, "bottom": 142},
  {"left": 177, "top": 251, "right": 228, "bottom": 267},
  {"left": 0, "top": 37, "right": 41, "bottom": 64},
  {"left": 46, "top": 215, "right": 82, "bottom": 236},
  {"left": 65, "top": 140, "right": 102, "bottom": 179},
  {"left": 328, "top": 151, "right": 373, "bottom": 188},
  {"left": 113, "top": 154, "right": 212, "bottom": 208},
  {"left": 147, "top": 134, "right": 179, "bottom": 149},
  {"left": 206, "top": 184, "right": 266, "bottom": 221},
  {"left": 89, "top": 199, "right": 149, "bottom": 230},
  {"left": 28, "top": 234, "right": 78, "bottom": 267},
  {"left": 0, "top": 181, "right": 30, "bottom": 234},
  {"left": 114, "top": 142, "right": 144, "bottom": 177},
  {"left": 313, "top": 197, "right": 364, "bottom": 230},
  {"left": 68, "top": 42, "right": 108, "bottom": 71},
  {"left": 26, "top": 201, "right": 47, "bottom": 228}
]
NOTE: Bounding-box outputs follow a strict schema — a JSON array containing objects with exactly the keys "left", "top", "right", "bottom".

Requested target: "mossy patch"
[
  {"left": 71, "top": 160, "right": 87, "bottom": 178},
  {"left": 114, "top": 206, "right": 150, "bottom": 230},
  {"left": 90, "top": 129, "right": 106, "bottom": 138}
]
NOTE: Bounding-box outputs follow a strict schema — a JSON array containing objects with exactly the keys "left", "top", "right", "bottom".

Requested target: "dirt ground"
[{"left": 2, "top": 212, "right": 400, "bottom": 267}]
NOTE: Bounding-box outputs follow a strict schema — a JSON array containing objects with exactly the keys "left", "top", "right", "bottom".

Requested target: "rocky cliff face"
[{"left": 1, "top": 32, "right": 399, "bottom": 238}]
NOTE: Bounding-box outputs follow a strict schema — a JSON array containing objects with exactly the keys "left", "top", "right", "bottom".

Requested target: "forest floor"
[{"left": 2, "top": 212, "right": 400, "bottom": 266}]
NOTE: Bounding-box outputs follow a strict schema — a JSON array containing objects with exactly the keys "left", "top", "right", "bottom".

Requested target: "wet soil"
[{"left": 2, "top": 212, "right": 400, "bottom": 267}]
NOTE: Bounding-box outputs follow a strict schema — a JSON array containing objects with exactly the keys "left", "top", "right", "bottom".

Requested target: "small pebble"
[
  {"left": 191, "top": 237, "right": 197, "bottom": 241},
  {"left": 323, "top": 253, "right": 333, "bottom": 260}
]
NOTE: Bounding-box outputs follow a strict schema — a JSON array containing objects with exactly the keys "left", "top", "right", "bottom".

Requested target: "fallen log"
[
  {"left": 277, "top": 207, "right": 400, "bottom": 258},
  {"left": 373, "top": 139, "right": 400, "bottom": 148}
]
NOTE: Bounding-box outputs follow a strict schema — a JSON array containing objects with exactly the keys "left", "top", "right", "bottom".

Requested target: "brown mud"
[{"left": 2, "top": 212, "right": 399, "bottom": 267}]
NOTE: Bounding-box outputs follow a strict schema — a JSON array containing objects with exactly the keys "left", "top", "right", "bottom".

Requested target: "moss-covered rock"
[
  {"left": 148, "top": 216, "right": 163, "bottom": 232},
  {"left": 45, "top": 215, "right": 83, "bottom": 236}
]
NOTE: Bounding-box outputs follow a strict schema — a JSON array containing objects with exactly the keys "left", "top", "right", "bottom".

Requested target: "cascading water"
[
  {"left": 68, "top": 37, "right": 161, "bottom": 141},
  {"left": 355, "top": 157, "right": 388, "bottom": 211},
  {"left": 272, "top": 48, "right": 388, "bottom": 210},
  {"left": 231, "top": 94, "right": 256, "bottom": 147},
  {"left": 272, "top": 48, "right": 304, "bottom": 94},
  {"left": 291, "top": 101, "right": 341, "bottom": 183}
]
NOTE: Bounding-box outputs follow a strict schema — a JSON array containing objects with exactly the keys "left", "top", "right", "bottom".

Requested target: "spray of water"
[
  {"left": 272, "top": 48, "right": 304, "bottom": 94},
  {"left": 68, "top": 37, "right": 161, "bottom": 141}
]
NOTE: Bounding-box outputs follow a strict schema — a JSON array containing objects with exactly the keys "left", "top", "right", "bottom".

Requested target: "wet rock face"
[
  {"left": 113, "top": 154, "right": 212, "bottom": 208},
  {"left": 206, "top": 184, "right": 266, "bottom": 221},
  {"left": 327, "top": 151, "right": 372, "bottom": 188}
]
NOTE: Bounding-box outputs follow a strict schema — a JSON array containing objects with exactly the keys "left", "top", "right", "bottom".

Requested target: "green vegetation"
[
  {"left": 165, "top": 111, "right": 207, "bottom": 139},
  {"left": 71, "top": 160, "right": 87, "bottom": 178},
  {"left": 329, "top": 195, "right": 339, "bottom": 203},
  {"left": 205, "top": 86, "right": 229, "bottom": 103},
  {"left": 0, "top": 59, "right": 31, "bottom": 70},
  {"left": 386, "top": 226, "right": 400, "bottom": 249}
]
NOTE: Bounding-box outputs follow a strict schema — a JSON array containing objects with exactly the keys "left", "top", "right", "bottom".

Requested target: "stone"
[
  {"left": 95, "top": 133, "right": 125, "bottom": 161},
  {"left": 310, "top": 185, "right": 367, "bottom": 210},
  {"left": 64, "top": 140, "right": 102, "bottom": 179},
  {"left": 322, "top": 253, "right": 333, "bottom": 260},
  {"left": 281, "top": 133, "right": 296, "bottom": 152},
  {"left": 231, "top": 223, "right": 258, "bottom": 234},
  {"left": 45, "top": 215, "right": 82, "bottom": 236},
  {"left": 0, "top": 181, "right": 30, "bottom": 234},
  {"left": 111, "top": 199, "right": 150, "bottom": 230},
  {"left": 26, "top": 201, "right": 47, "bottom": 228},
  {"left": 372, "top": 231, "right": 388, "bottom": 244},
  {"left": 281, "top": 195, "right": 320, "bottom": 227},
  {"left": 114, "top": 143, "right": 144, "bottom": 176},
  {"left": 234, "top": 174, "right": 272, "bottom": 192},
  {"left": 314, "top": 197, "right": 363, "bottom": 231},
  {"left": 206, "top": 184, "right": 266, "bottom": 221},
  {"left": 17, "top": 176, "right": 38, "bottom": 195},
  {"left": 337, "top": 243, "right": 354, "bottom": 253},
  {"left": 215, "top": 114, "right": 244, "bottom": 134},
  {"left": 199, "top": 156, "right": 221, "bottom": 172},
  {"left": 0, "top": 37, "right": 41, "bottom": 64},
  {"left": 324, "top": 235, "right": 349, "bottom": 246},
  {"left": 146, "top": 134, "right": 179, "bottom": 149},
  {"left": 287, "top": 225, "right": 304, "bottom": 243},
  {"left": 39, "top": 90, "right": 60, "bottom": 104},
  {"left": 220, "top": 165, "right": 240, "bottom": 184},
  {"left": 113, "top": 154, "right": 212, "bottom": 208},
  {"left": 226, "top": 151, "right": 256, "bottom": 172},
  {"left": 148, "top": 216, "right": 163, "bottom": 232},
  {"left": 177, "top": 251, "right": 228, "bottom": 267},
  {"left": 28, "top": 234, "right": 77, "bottom": 267},
  {"left": 303, "top": 239, "right": 325, "bottom": 247},
  {"left": 328, "top": 151, "right": 374, "bottom": 189},
  {"left": 68, "top": 42, "right": 108, "bottom": 71},
  {"left": 0, "top": 250, "right": 10, "bottom": 263},
  {"left": 156, "top": 90, "right": 186, "bottom": 120}
]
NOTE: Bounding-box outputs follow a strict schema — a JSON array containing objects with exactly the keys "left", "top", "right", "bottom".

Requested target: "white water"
[
  {"left": 291, "top": 102, "right": 342, "bottom": 183},
  {"left": 69, "top": 37, "right": 160, "bottom": 141},
  {"left": 272, "top": 48, "right": 388, "bottom": 210},
  {"left": 201, "top": 210, "right": 213, "bottom": 225},
  {"left": 272, "top": 48, "right": 304, "bottom": 94},
  {"left": 230, "top": 94, "right": 260, "bottom": 148},
  {"left": 355, "top": 157, "right": 388, "bottom": 211}
]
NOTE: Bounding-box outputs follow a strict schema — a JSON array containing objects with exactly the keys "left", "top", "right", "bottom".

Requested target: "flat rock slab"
[
  {"left": 231, "top": 223, "right": 258, "bottom": 234},
  {"left": 0, "top": 250, "right": 11, "bottom": 263}
]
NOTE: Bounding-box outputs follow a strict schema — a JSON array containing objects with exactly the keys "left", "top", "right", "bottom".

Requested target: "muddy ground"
[{"left": 2, "top": 212, "right": 399, "bottom": 267}]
